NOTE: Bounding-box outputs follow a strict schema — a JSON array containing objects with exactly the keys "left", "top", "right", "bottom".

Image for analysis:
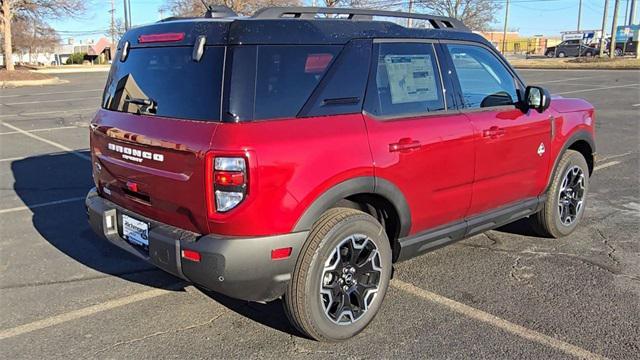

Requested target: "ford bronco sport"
[{"left": 87, "top": 6, "right": 596, "bottom": 341}]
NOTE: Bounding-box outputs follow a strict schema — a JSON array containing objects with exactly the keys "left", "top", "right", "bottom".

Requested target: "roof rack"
[{"left": 252, "top": 6, "right": 469, "bottom": 31}]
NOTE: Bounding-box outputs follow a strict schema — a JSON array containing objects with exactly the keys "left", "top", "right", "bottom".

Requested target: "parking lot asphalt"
[{"left": 0, "top": 69, "right": 638, "bottom": 359}]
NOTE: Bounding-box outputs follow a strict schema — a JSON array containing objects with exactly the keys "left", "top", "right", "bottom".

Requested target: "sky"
[{"left": 48, "top": 0, "right": 639, "bottom": 43}]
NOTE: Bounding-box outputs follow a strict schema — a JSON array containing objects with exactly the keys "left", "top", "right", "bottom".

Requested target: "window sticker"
[{"left": 384, "top": 54, "right": 438, "bottom": 104}]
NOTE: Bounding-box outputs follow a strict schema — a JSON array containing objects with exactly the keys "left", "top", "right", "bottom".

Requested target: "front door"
[
  {"left": 363, "top": 41, "right": 475, "bottom": 234},
  {"left": 444, "top": 43, "right": 551, "bottom": 216}
]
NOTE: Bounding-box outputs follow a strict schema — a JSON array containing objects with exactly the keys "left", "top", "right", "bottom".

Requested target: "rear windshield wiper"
[{"left": 125, "top": 97, "right": 157, "bottom": 115}]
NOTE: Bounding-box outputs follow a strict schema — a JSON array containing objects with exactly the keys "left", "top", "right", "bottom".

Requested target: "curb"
[
  {"left": 35, "top": 67, "right": 110, "bottom": 74},
  {"left": 0, "top": 77, "right": 69, "bottom": 88},
  {"left": 513, "top": 66, "right": 640, "bottom": 70}
]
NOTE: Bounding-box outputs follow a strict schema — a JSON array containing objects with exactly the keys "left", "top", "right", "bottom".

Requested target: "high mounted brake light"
[{"left": 138, "top": 32, "right": 185, "bottom": 44}]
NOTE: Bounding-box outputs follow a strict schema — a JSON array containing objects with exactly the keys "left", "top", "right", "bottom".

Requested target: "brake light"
[
  {"left": 138, "top": 32, "right": 185, "bottom": 44},
  {"left": 181, "top": 249, "right": 201, "bottom": 262},
  {"left": 271, "top": 247, "right": 292, "bottom": 260},
  {"left": 205, "top": 153, "right": 247, "bottom": 216}
]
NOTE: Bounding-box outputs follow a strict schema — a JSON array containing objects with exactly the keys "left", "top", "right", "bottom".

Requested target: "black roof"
[{"left": 120, "top": 7, "right": 489, "bottom": 48}]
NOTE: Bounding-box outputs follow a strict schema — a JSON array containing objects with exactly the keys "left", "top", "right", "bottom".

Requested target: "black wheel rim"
[
  {"left": 557, "top": 165, "right": 586, "bottom": 226},
  {"left": 320, "top": 234, "right": 382, "bottom": 325}
]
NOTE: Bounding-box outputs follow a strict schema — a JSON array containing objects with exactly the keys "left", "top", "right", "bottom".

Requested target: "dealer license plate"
[{"left": 121, "top": 214, "right": 149, "bottom": 247}]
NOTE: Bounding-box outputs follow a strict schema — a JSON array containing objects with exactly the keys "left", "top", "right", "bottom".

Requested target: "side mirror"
[{"left": 524, "top": 86, "right": 551, "bottom": 113}]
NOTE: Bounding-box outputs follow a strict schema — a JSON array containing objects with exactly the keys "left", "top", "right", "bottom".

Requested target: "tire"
[
  {"left": 585, "top": 51, "right": 594, "bottom": 57},
  {"left": 614, "top": 48, "right": 623, "bottom": 56},
  {"left": 545, "top": 51, "right": 555, "bottom": 58},
  {"left": 284, "top": 207, "right": 392, "bottom": 341},
  {"left": 530, "top": 150, "right": 590, "bottom": 238},
  {"left": 557, "top": 51, "right": 566, "bottom": 58}
]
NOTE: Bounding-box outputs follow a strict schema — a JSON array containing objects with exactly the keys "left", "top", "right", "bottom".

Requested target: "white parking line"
[
  {"left": 0, "top": 126, "right": 79, "bottom": 136},
  {"left": 0, "top": 89, "right": 102, "bottom": 99},
  {"left": 2, "top": 97, "right": 99, "bottom": 106},
  {"left": 0, "top": 197, "right": 86, "bottom": 214},
  {"left": 594, "top": 161, "right": 621, "bottom": 171},
  {"left": 0, "top": 122, "right": 90, "bottom": 161},
  {"left": 555, "top": 83, "right": 639, "bottom": 95},
  {"left": 535, "top": 77, "right": 593, "bottom": 84},
  {"left": 0, "top": 288, "right": 174, "bottom": 340},
  {"left": 0, "top": 107, "right": 96, "bottom": 119},
  {"left": 391, "top": 279, "right": 607, "bottom": 360},
  {"left": 0, "top": 156, "right": 28, "bottom": 163},
  {"left": 632, "top": 103, "right": 640, "bottom": 107}
]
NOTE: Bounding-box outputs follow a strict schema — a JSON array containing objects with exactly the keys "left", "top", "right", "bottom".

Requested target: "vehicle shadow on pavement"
[
  {"left": 12, "top": 151, "right": 304, "bottom": 337},
  {"left": 200, "top": 288, "right": 305, "bottom": 338},
  {"left": 11, "top": 151, "right": 183, "bottom": 290}
]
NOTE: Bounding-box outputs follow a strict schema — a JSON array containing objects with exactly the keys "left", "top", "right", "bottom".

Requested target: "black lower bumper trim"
[{"left": 85, "top": 188, "right": 308, "bottom": 302}]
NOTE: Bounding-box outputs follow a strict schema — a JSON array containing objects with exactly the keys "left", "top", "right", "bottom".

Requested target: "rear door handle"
[
  {"left": 482, "top": 126, "right": 506, "bottom": 139},
  {"left": 389, "top": 138, "right": 421, "bottom": 153}
]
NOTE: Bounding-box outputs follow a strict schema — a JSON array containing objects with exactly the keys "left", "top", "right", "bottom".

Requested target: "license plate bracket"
[{"left": 121, "top": 214, "right": 149, "bottom": 247}]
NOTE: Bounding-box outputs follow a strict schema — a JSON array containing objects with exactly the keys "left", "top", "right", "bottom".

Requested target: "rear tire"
[
  {"left": 530, "top": 150, "right": 589, "bottom": 238},
  {"left": 284, "top": 208, "right": 392, "bottom": 341},
  {"left": 558, "top": 51, "right": 566, "bottom": 58}
]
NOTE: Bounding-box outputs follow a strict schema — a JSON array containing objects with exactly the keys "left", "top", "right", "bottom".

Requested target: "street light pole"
[
  {"left": 123, "top": 0, "right": 129, "bottom": 30},
  {"left": 578, "top": 0, "right": 583, "bottom": 30},
  {"left": 610, "top": 0, "right": 621, "bottom": 57},
  {"left": 600, "top": 0, "right": 610, "bottom": 57}
]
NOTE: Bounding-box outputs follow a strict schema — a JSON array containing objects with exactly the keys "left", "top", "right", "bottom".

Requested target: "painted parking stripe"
[
  {"left": 632, "top": 103, "right": 640, "bottom": 107},
  {"left": 391, "top": 279, "right": 607, "bottom": 360},
  {"left": 555, "top": 83, "right": 639, "bottom": 95},
  {"left": 0, "top": 107, "right": 96, "bottom": 119},
  {"left": 0, "top": 197, "right": 86, "bottom": 214},
  {"left": 594, "top": 161, "right": 621, "bottom": 171},
  {"left": 0, "top": 126, "right": 79, "bottom": 136},
  {"left": 0, "top": 89, "right": 102, "bottom": 99},
  {"left": 2, "top": 96, "right": 99, "bottom": 106},
  {"left": 0, "top": 288, "right": 176, "bottom": 340},
  {"left": 0, "top": 122, "right": 90, "bottom": 161}
]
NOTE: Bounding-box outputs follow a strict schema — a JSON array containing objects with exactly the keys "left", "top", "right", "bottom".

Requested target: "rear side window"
[
  {"left": 367, "top": 42, "right": 445, "bottom": 118},
  {"left": 102, "top": 46, "right": 224, "bottom": 121},
  {"left": 447, "top": 44, "right": 518, "bottom": 109},
  {"left": 254, "top": 45, "right": 341, "bottom": 120}
]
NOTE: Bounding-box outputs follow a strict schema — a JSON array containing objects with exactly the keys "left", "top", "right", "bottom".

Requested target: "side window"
[
  {"left": 368, "top": 42, "right": 445, "bottom": 117},
  {"left": 254, "top": 45, "right": 341, "bottom": 120},
  {"left": 447, "top": 44, "right": 518, "bottom": 109}
]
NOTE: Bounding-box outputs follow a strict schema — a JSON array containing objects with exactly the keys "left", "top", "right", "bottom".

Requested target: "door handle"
[
  {"left": 482, "top": 126, "right": 506, "bottom": 139},
  {"left": 389, "top": 138, "right": 421, "bottom": 153}
]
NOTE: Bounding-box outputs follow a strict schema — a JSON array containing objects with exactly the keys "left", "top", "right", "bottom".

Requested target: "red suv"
[{"left": 87, "top": 7, "right": 596, "bottom": 341}]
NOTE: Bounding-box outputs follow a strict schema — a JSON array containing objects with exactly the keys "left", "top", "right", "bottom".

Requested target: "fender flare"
[
  {"left": 545, "top": 130, "right": 595, "bottom": 192},
  {"left": 292, "top": 176, "right": 412, "bottom": 238}
]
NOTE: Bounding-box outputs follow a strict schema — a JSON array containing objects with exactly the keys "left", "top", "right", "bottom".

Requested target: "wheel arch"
[
  {"left": 546, "top": 130, "right": 595, "bottom": 191},
  {"left": 292, "top": 176, "right": 411, "bottom": 259}
]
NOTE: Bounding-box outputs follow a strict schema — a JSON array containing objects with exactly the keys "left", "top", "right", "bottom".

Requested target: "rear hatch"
[{"left": 91, "top": 25, "right": 227, "bottom": 234}]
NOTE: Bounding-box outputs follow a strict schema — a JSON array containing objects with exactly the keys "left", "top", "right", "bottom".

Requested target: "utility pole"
[
  {"left": 610, "top": 0, "right": 621, "bottom": 57},
  {"left": 630, "top": 0, "right": 637, "bottom": 24},
  {"left": 600, "top": 0, "right": 610, "bottom": 57},
  {"left": 123, "top": 0, "right": 129, "bottom": 30},
  {"left": 109, "top": 0, "right": 116, "bottom": 46},
  {"left": 407, "top": 0, "right": 414, "bottom": 27},
  {"left": 577, "top": 0, "right": 583, "bottom": 30},
  {"left": 502, "top": 0, "right": 510, "bottom": 54},
  {"left": 127, "top": 0, "right": 132, "bottom": 27}
]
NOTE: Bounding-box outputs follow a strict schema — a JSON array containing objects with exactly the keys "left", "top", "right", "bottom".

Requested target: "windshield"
[{"left": 102, "top": 46, "right": 224, "bottom": 122}]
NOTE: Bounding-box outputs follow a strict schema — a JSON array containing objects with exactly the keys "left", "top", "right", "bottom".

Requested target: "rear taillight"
[{"left": 205, "top": 154, "right": 247, "bottom": 216}]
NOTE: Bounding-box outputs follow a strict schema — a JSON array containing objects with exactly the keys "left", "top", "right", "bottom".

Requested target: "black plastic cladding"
[{"left": 118, "top": 17, "right": 491, "bottom": 49}]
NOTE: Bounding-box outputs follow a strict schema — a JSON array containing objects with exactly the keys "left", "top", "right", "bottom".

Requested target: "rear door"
[
  {"left": 92, "top": 45, "right": 225, "bottom": 234},
  {"left": 363, "top": 41, "right": 475, "bottom": 233},
  {"left": 443, "top": 43, "right": 551, "bottom": 216}
]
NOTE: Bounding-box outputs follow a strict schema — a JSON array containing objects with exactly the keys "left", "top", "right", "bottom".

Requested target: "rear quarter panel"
[{"left": 208, "top": 114, "right": 373, "bottom": 236}]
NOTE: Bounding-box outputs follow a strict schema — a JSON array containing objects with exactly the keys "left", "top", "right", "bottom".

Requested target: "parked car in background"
[{"left": 545, "top": 40, "right": 598, "bottom": 57}]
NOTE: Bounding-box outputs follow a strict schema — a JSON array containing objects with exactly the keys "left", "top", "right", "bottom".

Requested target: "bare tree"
[
  {"left": 1, "top": 0, "right": 85, "bottom": 70},
  {"left": 407, "top": 0, "right": 500, "bottom": 30},
  {"left": 163, "top": 0, "right": 301, "bottom": 17},
  {"left": 12, "top": 17, "right": 59, "bottom": 63}
]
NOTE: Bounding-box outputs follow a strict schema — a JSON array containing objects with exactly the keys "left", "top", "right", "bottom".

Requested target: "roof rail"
[{"left": 252, "top": 6, "right": 469, "bottom": 31}]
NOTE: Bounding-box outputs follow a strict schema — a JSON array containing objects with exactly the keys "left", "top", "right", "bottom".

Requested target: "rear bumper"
[{"left": 85, "top": 188, "right": 307, "bottom": 302}]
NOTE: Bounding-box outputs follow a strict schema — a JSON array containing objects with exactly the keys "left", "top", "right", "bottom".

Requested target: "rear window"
[{"left": 102, "top": 46, "right": 224, "bottom": 121}]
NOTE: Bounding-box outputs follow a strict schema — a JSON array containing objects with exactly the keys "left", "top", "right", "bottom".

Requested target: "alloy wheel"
[
  {"left": 320, "top": 234, "right": 382, "bottom": 325},
  {"left": 557, "top": 165, "right": 586, "bottom": 226}
]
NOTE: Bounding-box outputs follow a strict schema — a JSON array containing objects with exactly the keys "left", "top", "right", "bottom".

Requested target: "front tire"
[
  {"left": 557, "top": 51, "right": 566, "bottom": 58},
  {"left": 284, "top": 208, "right": 392, "bottom": 341},
  {"left": 530, "top": 150, "right": 589, "bottom": 238}
]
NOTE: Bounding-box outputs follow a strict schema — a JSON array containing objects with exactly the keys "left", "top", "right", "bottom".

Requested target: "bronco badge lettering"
[{"left": 107, "top": 143, "right": 164, "bottom": 163}]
